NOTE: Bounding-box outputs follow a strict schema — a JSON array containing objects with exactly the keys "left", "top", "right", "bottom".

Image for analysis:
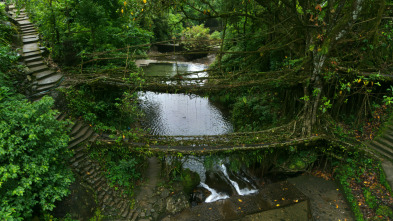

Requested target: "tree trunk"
[{"left": 302, "top": 51, "right": 326, "bottom": 137}]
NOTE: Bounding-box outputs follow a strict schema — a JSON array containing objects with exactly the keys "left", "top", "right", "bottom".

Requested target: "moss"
[{"left": 180, "top": 168, "right": 201, "bottom": 195}]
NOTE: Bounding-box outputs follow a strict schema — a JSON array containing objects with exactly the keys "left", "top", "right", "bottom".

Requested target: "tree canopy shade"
[
  {"left": 0, "top": 93, "right": 73, "bottom": 220},
  {"left": 16, "top": 0, "right": 393, "bottom": 135},
  {"left": 178, "top": 0, "right": 391, "bottom": 135}
]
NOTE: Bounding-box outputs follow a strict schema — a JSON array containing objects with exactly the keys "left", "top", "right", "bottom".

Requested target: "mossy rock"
[
  {"left": 288, "top": 159, "right": 307, "bottom": 171},
  {"left": 180, "top": 168, "right": 201, "bottom": 195}
]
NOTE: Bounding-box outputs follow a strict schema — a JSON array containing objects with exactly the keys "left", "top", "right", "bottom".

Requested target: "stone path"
[
  {"left": 365, "top": 124, "right": 393, "bottom": 189},
  {"left": 134, "top": 157, "right": 162, "bottom": 219},
  {"left": 7, "top": 5, "right": 62, "bottom": 99},
  {"left": 8, "top": 4, "right": 140, "bottom": 220}
]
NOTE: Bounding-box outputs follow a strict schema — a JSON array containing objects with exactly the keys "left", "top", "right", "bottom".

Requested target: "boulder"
[{"left": 166, "top": 192, "right": 190, "bottom": 214}]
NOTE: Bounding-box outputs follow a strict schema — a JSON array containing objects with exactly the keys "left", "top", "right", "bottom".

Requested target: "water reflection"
[
  {"left": 142, "top": 63, "right": 208, "bottom": 85},
  {"left": 138, "top": 92, "right": 233, "bottom": 136}
]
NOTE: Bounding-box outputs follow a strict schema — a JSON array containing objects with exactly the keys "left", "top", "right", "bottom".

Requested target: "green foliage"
[
  {"left": 376, "top": 205, "right": 393, "bottom": 219},
  {"left": 0, "top": 94, "right": 73, "bottom": 219},
  {"left": 21, "top": 0, "right": 153, "bottom": 62},
  {"left": 383, "top": 86, "right": 393, "bottom": 106},
  {"left": 231, "top": 94, "right": 277, "bottom": 131},
  {"left": 64, "top": 83, "right": 142, "bottom": 131},
  {"left": 0, "top": 45, "right": 19, "bottom": 74},
  {"left": 181, "top": 24, "right": 211, "bottom": 52},
  {"left": 0, "top": 4, "right": 14, "bottom": 45},
  {"left": 277, "top": 149, "right": 318, "bottom": 172},
  {"left": 363, "top": 188, "right": 378, "bottom": 209},
  {"left": 106, "top": 158, "right": 141, "bottom": 190}
]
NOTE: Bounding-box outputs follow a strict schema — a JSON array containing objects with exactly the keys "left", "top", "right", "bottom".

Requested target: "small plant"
[{"left": 106, "top": 158, "right": 141, "bottom": 192}]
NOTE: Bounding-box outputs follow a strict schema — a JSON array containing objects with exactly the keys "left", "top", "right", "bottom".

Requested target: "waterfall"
[
  {"left": 200, "top": 182, "right": 229, "bottom": 203},
  {"left": 220, "top": 164, "right": 258, "bottom": 196}
]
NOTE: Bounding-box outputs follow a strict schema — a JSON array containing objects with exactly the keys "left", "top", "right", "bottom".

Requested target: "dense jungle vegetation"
[{"left": 2, "top": 0, "right": 393, "bottom": 220}]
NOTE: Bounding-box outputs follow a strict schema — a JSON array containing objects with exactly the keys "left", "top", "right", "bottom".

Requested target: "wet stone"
[
  {"left": 37, "top": 73, "right": 62, "bottom": 85},
  {"left": 23, "top": 43, "right": 39, "bottom": 53}
]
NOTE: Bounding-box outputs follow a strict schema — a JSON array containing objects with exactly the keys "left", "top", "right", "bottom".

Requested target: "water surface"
[{"left": 138, "top": 92, "right": 233, "bottom": 136}]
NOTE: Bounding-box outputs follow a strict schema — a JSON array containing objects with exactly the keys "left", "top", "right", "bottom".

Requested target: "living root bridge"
[{"left": 98, "top": 135, "right": 329, "bottom": 155}]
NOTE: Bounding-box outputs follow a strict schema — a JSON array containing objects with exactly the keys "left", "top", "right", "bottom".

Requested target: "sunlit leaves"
[{"left": 0, "top": 95, "right": 73, "bottom": 219}]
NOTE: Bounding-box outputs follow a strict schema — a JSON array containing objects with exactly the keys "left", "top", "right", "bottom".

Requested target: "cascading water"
[
  {"left": 178, "top": 156, "right": 258, "bottom": 203},
  {"left": 200, "top": 183, "right": 229, "bottom": 203},
  {"left": 220, "top": 164, "right": 258, "bottom": 196}
]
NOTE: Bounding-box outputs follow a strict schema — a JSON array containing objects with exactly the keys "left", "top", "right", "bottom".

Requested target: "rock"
[
  {"left": 140, "top": 212, "right": 145, "bottom": 217},
  {"left": 180, "top": 168, "right": 201, "bottom": 195},
  {"left": 191, "top": 187, "right": 207, "bottom": 205},
  {"left": 161, "top": 189, "right": 170, "bottom": 198},
  {"left": 151, "top": 209, "right": 155, "bottom": 213},
  {"left": 166, "top": 192, "right": 190, "bottom": 215}
]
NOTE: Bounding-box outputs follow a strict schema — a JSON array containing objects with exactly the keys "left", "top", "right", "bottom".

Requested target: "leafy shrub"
[
  {"left": 181, "top": 24, "right": 211, "bottom": 52},
  {"left": 106, "top": 158, "right": 141, "bottom": 189},
  {"left": 231, "top": 95, "right": 277, "bottom": 131},
  {"left": 0, "top": 94, "right": 73, "bottom": 219},
  {"left": 64, "top": 83, "right": 142, "bottom": 131}
]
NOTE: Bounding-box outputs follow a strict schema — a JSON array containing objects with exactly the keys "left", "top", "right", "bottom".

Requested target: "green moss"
[{"left": 180, "top": 168, "right": 201, "bottom": 195}]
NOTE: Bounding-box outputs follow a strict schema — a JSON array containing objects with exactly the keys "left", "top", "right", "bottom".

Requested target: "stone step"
[
  {"left": 384, "top": 132, "right": 393, "bottom": 143},
  {"left": 15, "top": 17, "right": 28, "bottom": 21},
  {"left": 22, "top": 43, "right": 39, "bottom": 53},
  {"left": 26, "top": 60, "right": 45, "bottom": 68},
  {"left": 102, "top": 192, "right": 114, "bottom": 205},
  {"left": 56, "top": 112, "right": 67, "bottom": 121},
  {"left": 82, "top": 167, "right": 98, "bottom": 180},
  {"left": 120, "top": 203, "right": 131, "bottom": 218},
  {"left": 21, "top": 25, "right": 35, "bottom": 29},
  {"left": 92, "top": 177, "right": 107, "bottom": 189},
  {"left": 130, "top": 211, "right": 139, "bottom": 221},
  {"left": 37, "top": 73, "right": 63, "bottom": 86},
  {"left": 21, "top": 28, "right": 36, "bottom": 33},
  {"left": 373, "top": 138, "right": 393, "bottom": 155},
  {"left": 23, "top": 34, "right": 38, "bottom": 39},
  {"left": 23, "top": 37, "right": 39, "bottom": 44},
  {"left": 366, "top": 142, "right": 393, "bottom": 159},
  {"left": 34, "top": 70, "right": 56, "bottom": 80},
  {"left": 68, "top": 127, "right": 95, "bottom": 149},
  {"left": 98, "top": 190, "right": 106, "bottom": 201},
  {"left": 28, "top": 65, "right": 49, "bottom": 74},
  {"left": 73, "top": 144, "right": 86, "bottom": 154},
  {"left": 70, "top": 122, "right": 84, "bottom": 137},
  {"left": 89, "top": 174, "right": 104, "bottom": 186},
  {"left": 18, "top": 20, "right": 32, "bottom": 26},
  {"left": 21, "top": 26, "right": 35, "bottom": 31},
  {"left": 23, "top": 51, "right": 41, "bottom": 59},
  {"left": 78, "top": 158, "right": 93, "bottom": 171},
  {"left": 71, "top": 125, "right": 90, "bottom": 140},
  {"left": 25, "top": 56, "right": 43, "bottom": 63},
  {"left": 70, "top": 153, "right": 88, "bottom": 166},
  {"left": 35, "top": 82, "right": 58, "bottom": 93},
  {"left": 22, "top": 32, "right": 38, "bottom": 37}
]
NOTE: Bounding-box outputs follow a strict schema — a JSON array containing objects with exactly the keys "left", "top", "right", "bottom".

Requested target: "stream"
[
  {"left": 138, "top": 61, "right": 354, "bottom": 221},
  {"left": 139, "top": 62, "right": 233, "bottom": 136},
  {"left": 139, "top": 62, "right": 258, "bottom": 203}
]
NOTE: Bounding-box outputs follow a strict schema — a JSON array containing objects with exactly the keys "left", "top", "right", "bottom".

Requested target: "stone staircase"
[
  {"left": 365, "top": 125, "right": 393, "bottom": 159},
  {"left": 365, "top": 125, "right": 393, "bottom": 190},
  {"left": 8, "top": 5, "right": 139, "bottom": 220},
  {"left": 8, "top": 4, "right": 63, "bottom": 99}
]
